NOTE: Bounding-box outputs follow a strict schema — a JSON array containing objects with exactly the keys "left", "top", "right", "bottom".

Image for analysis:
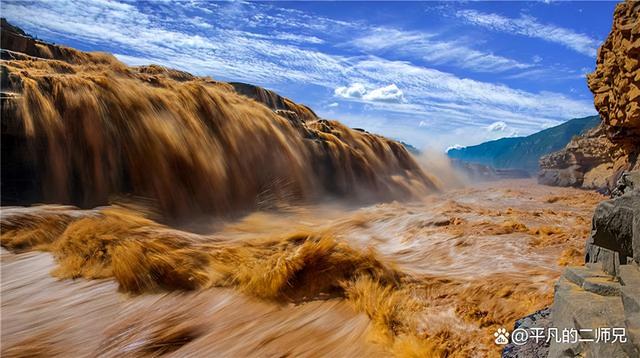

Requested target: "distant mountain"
[
  {"left": 400, "top": 142, "right": 420, "bottom": 155},
  {"left": 446, "top": 115, "right": 600, "bottom": 173}
]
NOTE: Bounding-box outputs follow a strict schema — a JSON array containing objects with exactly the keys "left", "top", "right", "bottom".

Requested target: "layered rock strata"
[{"left": 539, "top": 1, "right": 640, "bottom": 190}]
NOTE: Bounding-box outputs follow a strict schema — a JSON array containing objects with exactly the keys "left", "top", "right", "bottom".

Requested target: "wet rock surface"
[
  {"left": 502, "top": 308, "right": 551, "bottom": 358},
  {"left": 536, "top": 171, "right": 640, "bottom": 358}
]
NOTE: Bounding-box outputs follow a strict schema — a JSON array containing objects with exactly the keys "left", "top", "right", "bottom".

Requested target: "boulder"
[
  {"left": 586, "top": 170, "right": 640, "bottom": 268},
  {"left": 612, "top": 171, "right": 640, "bottom": 197},
  {"left": 542, "top": 174, "right": 640, "bottom": 358},
  {"left": 587, "top": 192, "right": 640, "bottom": 266},
  {"left": 548, "top": 273, "right": 636, "bottom": 358}
]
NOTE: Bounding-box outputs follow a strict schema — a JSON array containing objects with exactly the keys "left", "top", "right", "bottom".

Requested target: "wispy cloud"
[
  {"left": 2, "top": 0, "right": 597, "bottom": 149},
  {"left": 271, "top": 32, "right": 325, "bottom": 44},
  {"left": 456, "top": 10, "right": 600, "bottom": 57},
  {"left": 351, "top": 27, "right": 532, "bottom": 73},
  {"left": 350, "top": 58, "right": 592, "bottom": 121},
  {"left": 187, "top": 17, "right": 213, "bottom": 29}
]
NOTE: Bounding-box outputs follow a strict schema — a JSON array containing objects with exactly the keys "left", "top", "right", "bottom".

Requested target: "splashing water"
[{"left": 1, "top": 180, "right": 603, "bottom": 357}]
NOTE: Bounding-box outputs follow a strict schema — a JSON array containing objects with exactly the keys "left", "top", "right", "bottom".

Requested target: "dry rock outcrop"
[
  {"left": 548, "top": 172, "right": 640, "bottom": 357},
  {"left": 539, "top": 1, "right": 640, "bottom": 191}
]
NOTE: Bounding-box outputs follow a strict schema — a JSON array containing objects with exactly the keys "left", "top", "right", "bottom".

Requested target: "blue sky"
[{"left": 3, "top": 1, "right": 618, "bottom": 150}]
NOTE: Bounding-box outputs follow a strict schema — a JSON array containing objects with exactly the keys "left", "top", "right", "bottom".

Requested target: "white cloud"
[
  {"left": 363, "top": 84, "right": 404, "bottom": 103},
  {"left": 335, "top": 83, "right": 367, "bottom": 99},
  {"left": 335, "top": 83, "right": 405, "bottom": 103},
  {"left": 418, "top": 120, "right": 428, "bottom": 127},
  {"left": 351, "top": 27, "right": 532, "bottom": 73},
  {"left": 486, "top": 121, "right": 508, "bottom": 132},
  {"left": 485, "top": 121, "right": 520, "bottom": 138},
  {"left": 188, "top": 17, "right": 213, "bottom": 29},
  {"left": 456, "top": 10, "right": 599, "bottom": 57},
  {"left": 2, "top": 0, "right": 596, "bottom": 149},
  {"left": 348, "top": 58, "right": 594, "bottom": 123},
  {"left": 446, "top": 144, "right": 464, "bottom": 152},
  {"left": 328, "top": 102, "right": 339, "bottom": 108}
]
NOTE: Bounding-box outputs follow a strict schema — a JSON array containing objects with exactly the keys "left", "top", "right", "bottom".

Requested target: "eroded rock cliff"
[
  {"left": 539, "top": 1, "right": 640, "bottom": 190},
  {"left": 516, "top": 3, "right": 640, "bottom": 357}
]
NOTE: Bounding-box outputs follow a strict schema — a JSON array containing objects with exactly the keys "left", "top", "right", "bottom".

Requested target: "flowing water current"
[{"left": 1, "top": 179, "right": 603, "bottom": 357}]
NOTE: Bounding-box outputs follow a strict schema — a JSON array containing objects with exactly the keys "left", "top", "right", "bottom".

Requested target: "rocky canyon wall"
[
  {"left": 539, "top": 0, "right": 640, "bottom": 191},
  {"left": 512, "top": 3, "right": 640, "bottom": 357}
]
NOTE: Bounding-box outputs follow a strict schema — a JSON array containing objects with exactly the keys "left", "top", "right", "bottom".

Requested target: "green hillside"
[{"left": 446, "top": 115, "right": 600, "bottom": 173}]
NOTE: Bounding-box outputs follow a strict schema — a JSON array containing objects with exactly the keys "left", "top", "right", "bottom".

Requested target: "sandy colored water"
[
  {"left": 1, "top": 249, "right": 381, "bottom": 357},
  {"left": 1, "top": 179, "right": 603, "bottom": 357}
]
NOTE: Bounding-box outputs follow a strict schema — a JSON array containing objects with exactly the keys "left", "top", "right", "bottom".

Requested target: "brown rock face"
[
  {"left": 538, "top": 123, "right": 633, "bottom": 189},
  {"left": 588, "top": 1, "right": 640, "bottom": 138},
  {"left": 539, "top": 1, "right": 640, "bottom": 190}
]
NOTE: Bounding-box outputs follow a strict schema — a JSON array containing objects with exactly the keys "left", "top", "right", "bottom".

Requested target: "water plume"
[{"left": 414, "top": 149, "right": 469, "bottom": 190}]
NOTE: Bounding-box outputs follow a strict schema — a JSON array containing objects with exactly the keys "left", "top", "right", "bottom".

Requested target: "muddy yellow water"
[{"left": 1, "top": 179, "right": 603, "bottom": 357}]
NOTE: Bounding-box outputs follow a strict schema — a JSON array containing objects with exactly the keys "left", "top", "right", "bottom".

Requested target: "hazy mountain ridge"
[{"left": 446, "top": 115, "right": 600, "bottom": 173}]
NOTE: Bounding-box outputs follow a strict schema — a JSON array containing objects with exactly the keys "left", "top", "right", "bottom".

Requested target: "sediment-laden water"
[
  {"left": 0, "top": 23, "right": 609, "bottom": 357},
  {"left": 1, "top": 180, "right": 603, "bottom": 357}
]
